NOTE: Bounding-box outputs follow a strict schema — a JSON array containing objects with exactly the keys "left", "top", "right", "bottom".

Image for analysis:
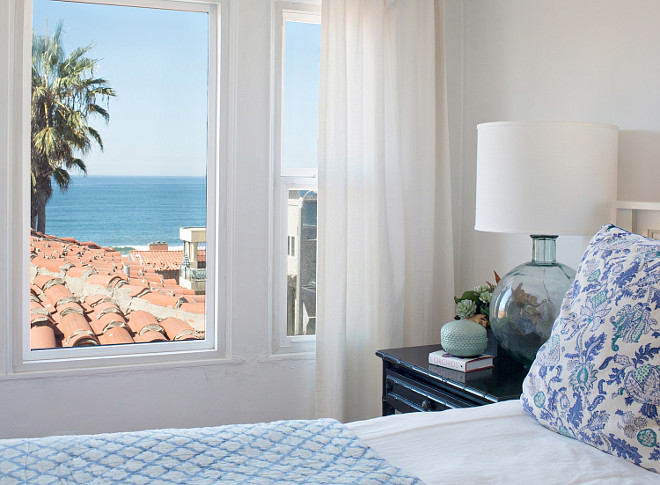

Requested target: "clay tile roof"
[
  {"left": 66, "top": 266, "right": 97, "bottom": 279},
  {"left": 30, "top": 300, "right": 49, "bottom": 314},
  {"left": 136, "top": 330, "right": 168, "bottom": 343},
  {"left": 56, "top": 302, "right": 85, "bottom": 317},
  {"left": 30, "top": 312, "right": 53, "bottom": 326},
  {"left": 84, "top": 294, "right": 111, "bottom": 307},
  {"left": 118, "top": 284, "right": 150, "bottom": 298},
  {"left": 91, "top": 301, "right": 123, "bottom": 318},
  {"left": 160, "top": 317, "right": 201, "bottom": 341},
  {"left": 142, "top": 272, "right": 164, "bottom": 285},
  {"left": 33, "top": 275, "right": 64, "bottom": 291},
  {"left": 178, "top": 302, "right": 205, "bottom": 315},
  {"left": 44, "top": 284, "right": 77, "bottom": 308},
  {"left": 90, "top": 312, "right": 128, "bottom": 336},
  {"left": 126, "top": 310, "right": 160, "bottom": 335},
  {"left": 129, "top": 250, "right": 206, "bottom": 272},
  {"left": 140, "top": 292, "right": 186, "bottom": 309},
  {"left": 87, "top": 263, "right": 117, "bottom": 275},
  {"left": 33, "top": 257, "right": 73, "bottom": 274},
  {"left": 57, "top": 313, "right": 98, "bottom": 347},
  {"left": 31, "top": 324, "right": 57, "bottom": 350},
  {"left": 78, "top": 241, "right": 100, "bottom": 249},
  {"left": 85, "top": 274, "right": 123, "bottom": 289},
  {"left": 99, "top": 326, "right": 135, "bottom": 345},
  {"left": 29, "top": 232, "right": 206, "bottom": 349}
]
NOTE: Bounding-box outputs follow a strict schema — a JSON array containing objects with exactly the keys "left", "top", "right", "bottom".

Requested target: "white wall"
[
  {"left": 454, "top": 0, "right": 660, "bottom": 292},
  {"left": 0, "top": 0, "right": 316, "bottom": 439},
  {"left": 6, "top": 0, "right": 660, "bottom": 440}
]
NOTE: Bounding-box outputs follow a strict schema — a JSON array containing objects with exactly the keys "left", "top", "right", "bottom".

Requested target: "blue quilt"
[{"left": 0, "top": 418, "right": 421, "bottom": 484}]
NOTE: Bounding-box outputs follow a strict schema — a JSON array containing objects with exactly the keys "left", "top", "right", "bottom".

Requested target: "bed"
[
  {"left": 0, "top": 400, "right": 657, "bottom": 484},
  {"left": 351, "top": 400, "right": 660, "bottom": 484},
  {"left": 3, "top": 224, "right": 660, "bottom": 483}
]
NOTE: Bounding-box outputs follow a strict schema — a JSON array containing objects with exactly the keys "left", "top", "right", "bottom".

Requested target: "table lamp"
[{"left": 475, "top": 121, "right": 618, "bottom": 366}]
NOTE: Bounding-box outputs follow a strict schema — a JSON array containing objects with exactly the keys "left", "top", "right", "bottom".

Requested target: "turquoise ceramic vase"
[{"left": 441, "top": 319, "right": 488, "bottom": 357}]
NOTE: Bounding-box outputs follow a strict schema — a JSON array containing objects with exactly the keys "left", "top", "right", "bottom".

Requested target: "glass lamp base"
[{"left": 489, "top": 236, "right": 575, "bottom": 367}]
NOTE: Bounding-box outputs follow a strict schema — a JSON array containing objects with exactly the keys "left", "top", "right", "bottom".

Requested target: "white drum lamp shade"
[
  {"left": 474, "top": 121, "right": 619, "bottom": 367},
  {"left": 475, "top": 121, "right": 619, "bottom": 235}
]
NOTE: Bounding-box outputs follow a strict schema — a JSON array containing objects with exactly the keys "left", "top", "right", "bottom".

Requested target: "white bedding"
[{"left": 349, "top": 400, "right": 660, "bottom": 484}]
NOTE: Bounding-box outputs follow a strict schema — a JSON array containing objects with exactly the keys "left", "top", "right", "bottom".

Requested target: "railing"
[{"left": 180, "top": 266, "right": 207, "bottom": 281}]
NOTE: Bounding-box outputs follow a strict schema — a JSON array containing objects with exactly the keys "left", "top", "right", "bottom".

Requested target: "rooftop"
[
  {"left": 129, "top": 249, "right": 206, "bottom": 272},
  {"left": 29, "top": 232, "right": 206, "bottom": 350}
]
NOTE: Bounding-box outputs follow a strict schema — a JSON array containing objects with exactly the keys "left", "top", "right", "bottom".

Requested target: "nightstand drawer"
[
  {"left": 384, "top": 369, "right": 474, "bottom": 412},
  {"left": 377, "top": 345, "right": 527, "bottom": 415}
]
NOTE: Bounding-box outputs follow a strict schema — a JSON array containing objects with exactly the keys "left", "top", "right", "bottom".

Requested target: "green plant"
[{"left": 454, "top": 273, "right": 500, "bottom": 322}]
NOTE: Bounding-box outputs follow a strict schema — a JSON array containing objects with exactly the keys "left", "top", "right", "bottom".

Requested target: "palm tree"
[{"left": 31, "top": 22, "right": 115, "bottom": 233}]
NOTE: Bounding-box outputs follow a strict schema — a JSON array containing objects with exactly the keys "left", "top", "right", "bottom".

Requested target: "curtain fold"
[{"left": 315, "top": 0, "right": 454, "bottom": 422}]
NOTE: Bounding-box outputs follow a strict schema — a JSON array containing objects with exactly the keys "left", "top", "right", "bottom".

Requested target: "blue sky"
[
  {"left": 33, "top": 0, "right": 321, "bottom": 177},
  {"left": 33, "top": 0, "right": 210, "bottom": 177},
  {"left": 283, "top": 21, "right": 321, "bottom": 171}
]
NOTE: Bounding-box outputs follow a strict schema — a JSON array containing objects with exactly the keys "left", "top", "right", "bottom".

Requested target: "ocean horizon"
[{"left": 44, "top": 175, "right": 207, "bottom": 250}]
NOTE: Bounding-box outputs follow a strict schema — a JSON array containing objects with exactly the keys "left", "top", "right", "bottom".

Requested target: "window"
[
  {"left": 16, "top": 0, "right": 227, "bottom": 369},
  {"left": 272, "top": 2, "right": 321, "bottom": 353}
]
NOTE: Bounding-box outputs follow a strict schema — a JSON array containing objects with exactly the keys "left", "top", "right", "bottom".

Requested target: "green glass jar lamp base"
[{"left": 489, "top": 235, "right": 575, "bottom": 367}]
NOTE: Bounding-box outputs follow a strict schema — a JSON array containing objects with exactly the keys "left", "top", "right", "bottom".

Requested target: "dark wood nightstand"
[{"left": 376, "top": 344, "right": 528, "bottom": 415}]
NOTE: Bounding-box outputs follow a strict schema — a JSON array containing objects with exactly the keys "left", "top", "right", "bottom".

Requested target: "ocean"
[{"left": 45, "top": 176, "right": 207, "bottom": 250}]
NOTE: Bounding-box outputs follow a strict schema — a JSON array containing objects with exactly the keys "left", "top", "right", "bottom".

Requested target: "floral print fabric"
[{"left": 522, "top": 224, "right": 660, "bottom": 473}]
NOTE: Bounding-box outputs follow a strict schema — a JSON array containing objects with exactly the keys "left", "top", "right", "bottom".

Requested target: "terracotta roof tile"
[
  {"left": 178, "top": 302, "right": 205, "bottom": 314},
  {"left": 57, "top": 313, "right": 99, "bottom": 347},
  {"left": 140, "top": 292, "right": 186, "bottom": 309},
  {"left": 78, "top": 241, "right": 100, "bottom": 249},
  {"left": 65, "top": 266, "right": 97, "bottom": 279},
  {"left": 142, "top": 272, "right": 164, "bottom": 285},
  {"left": 30, "top": 285, "right": 43, "bottom": 298},
  {"left": 85, "top": 274, "right": 123, "bottom": 289},
  {"left": 43, "top": 284, "right": 77, "bottom": 308},
  {"left": 136, "top": 330, "right": 168, "bottom": 343},
  {"left": 118, "top": 284, "right": 150, "bottom": 298},
  {"left": 99, "top": 326, "right": 135, "bottom": 345},
  {"left": 29, "top": 232, "right": 206, "bottom": 348},
  {"left": 84, "top": 294, "right": 111, "bottom": 307},
  {"left": 33, "top": 275, "right": 64, "bottom": 291},
  {"left": 30, "top": 300, "right": 49, "bottom": 314},
  {"left": 160, "top": 317, "right": 202, "bottom": 341},
  {"left": 30, "top": 312, "right": 53, "bottom": 326},
  {"left": 126, "top": 310, "right": 160, "bottom": 335},
  {"left": 129, "top": 249, "right": 206, "bottom": 272},
  {"left": 31, "top": 324, "right": 57, "bottom": 350},
  {"left": 91, "top": 301, "right": 123, "bottom": 318},
  {"left": 90, "top": 312, "right": 128, "bottom": 336},
  {"left": 55, "top": 302, "right": 85, "bottom": 317},
  {"left": 32, "top": 256, "right": 72, "bottom": 274}
]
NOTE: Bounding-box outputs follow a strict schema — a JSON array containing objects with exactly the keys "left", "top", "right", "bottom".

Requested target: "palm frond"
[{"left": 31, "top": 20, "right": 116, "bottom": 231}]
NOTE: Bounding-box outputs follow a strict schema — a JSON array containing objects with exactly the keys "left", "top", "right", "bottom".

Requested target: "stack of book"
[{"left": 428, "top": 349, "right": 494, "bottom": 372}]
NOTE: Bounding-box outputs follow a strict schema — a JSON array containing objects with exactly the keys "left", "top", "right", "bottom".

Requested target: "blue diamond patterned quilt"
[{"left": 0, "top": 418, "right": 421, "bottom": 484}]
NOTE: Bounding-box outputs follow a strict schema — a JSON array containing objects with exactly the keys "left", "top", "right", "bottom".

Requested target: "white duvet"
[{"left": 349, "top": 400, "right": 660, "bottom": 484}]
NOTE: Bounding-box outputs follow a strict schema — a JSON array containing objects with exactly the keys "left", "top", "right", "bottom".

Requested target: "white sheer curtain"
[{"left": 315, "top": 0, "right": 455, "bottom": 422}]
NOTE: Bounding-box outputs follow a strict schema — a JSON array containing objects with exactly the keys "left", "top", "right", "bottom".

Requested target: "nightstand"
[{"left": 376, "top": 344, "right": 528, "bottom": 415}]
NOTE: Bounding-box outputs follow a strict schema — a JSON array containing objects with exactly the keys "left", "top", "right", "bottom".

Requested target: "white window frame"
[
  {"left": 270, "top": 1, "right": 320, "bottom": 355},
  {"left": 5, "top": 0, "right": 231, "bottom": 373}
]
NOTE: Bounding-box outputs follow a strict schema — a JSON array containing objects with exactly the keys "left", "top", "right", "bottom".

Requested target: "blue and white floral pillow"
[{"left": 522, "top": 224, "right": 660, "bottom": 473}]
